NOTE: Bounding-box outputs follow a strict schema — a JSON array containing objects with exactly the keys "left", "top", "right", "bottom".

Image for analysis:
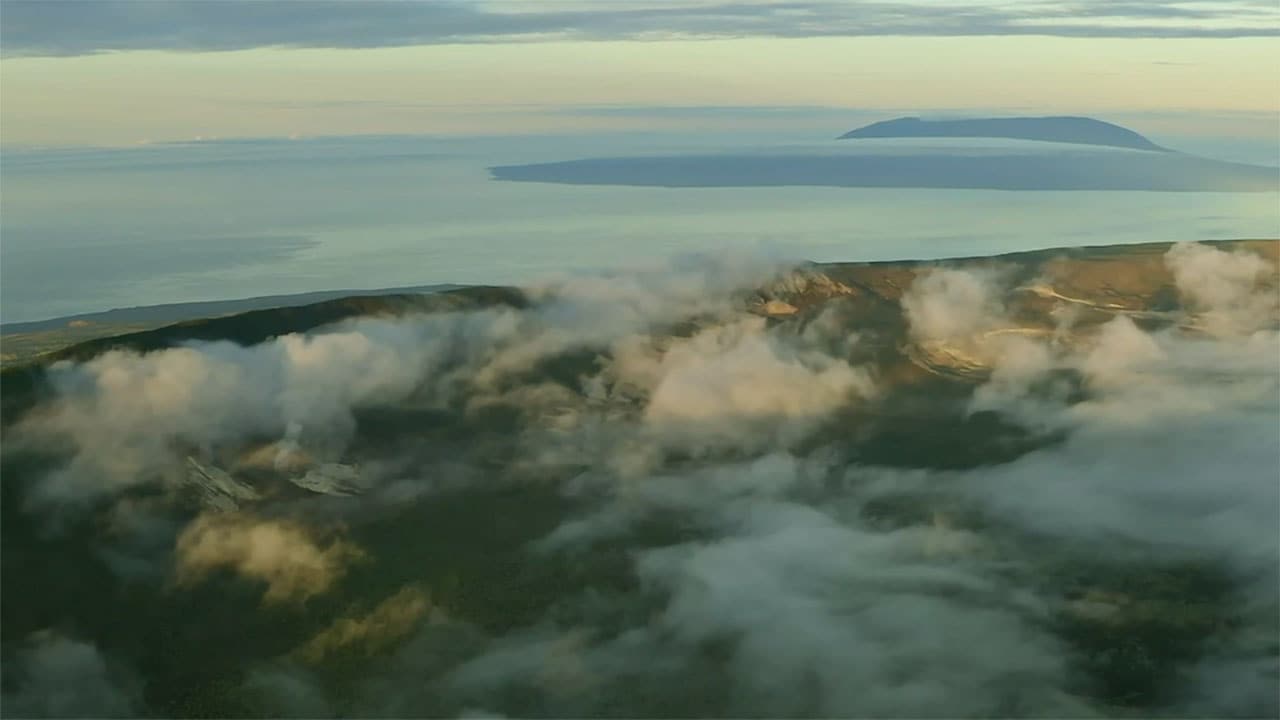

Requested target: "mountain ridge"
[
  {"left": 2, "top": 239, "right": 1276, "bottom": 718},
  {"left": 837, "top": 115, "right": 1171, "bottom": 152}
]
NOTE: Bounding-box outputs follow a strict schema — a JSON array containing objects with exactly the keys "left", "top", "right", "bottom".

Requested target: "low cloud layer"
[
  {"left": 1, "top": 632, "right": 140, "bottom": 718},
  {"left": 2, "top": 242, "right": 1276, "bottom": 717},
  {"left": 296, "top": 585, "right": 433, "bottom": 663},
  {"left": 1166, "top": 239, "right": 1279, "bottom": 335},
  {"left": 175, "top": 513, "right": 365, "bottom": 604}
]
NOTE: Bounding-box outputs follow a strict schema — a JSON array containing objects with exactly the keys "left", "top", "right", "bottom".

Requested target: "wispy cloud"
[{"left": 3, "top": 0, "right": 1276, "bottom": 57}]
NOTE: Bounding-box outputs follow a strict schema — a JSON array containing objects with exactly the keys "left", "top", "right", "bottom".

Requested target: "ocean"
[{"left": 2, "top": 130, "right": 1276, "bottom": 323}]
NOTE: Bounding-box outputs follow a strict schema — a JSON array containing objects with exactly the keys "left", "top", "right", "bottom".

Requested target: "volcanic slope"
[{"left": 2, "top": 239, "right": 1276, "bottom": 718}]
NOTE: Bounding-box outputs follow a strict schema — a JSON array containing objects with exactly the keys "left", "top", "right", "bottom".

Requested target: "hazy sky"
[{"left": 1, "top": 0, "right": 1278, "bottom": 146}]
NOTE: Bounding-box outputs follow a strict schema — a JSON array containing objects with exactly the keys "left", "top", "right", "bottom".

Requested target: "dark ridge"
[
  {"left": 838, "top": 116, "right": 1170, "bottom": 152},
  {"left": 35, "top": 287, "right": 523, "bottom": 364},
  {"left": 1, "top": 283, "right": 465, "bottom": 334},
  {"left": 0, "top": 286, "right": 527, "bottom": 427},
  {"left": 4, "top": 239, "right": 1275, "bottom": 430}
]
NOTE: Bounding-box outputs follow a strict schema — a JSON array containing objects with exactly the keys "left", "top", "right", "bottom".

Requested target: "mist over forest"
[{"left": 2, "top": 240, "right": 1276, "bottom": 718}]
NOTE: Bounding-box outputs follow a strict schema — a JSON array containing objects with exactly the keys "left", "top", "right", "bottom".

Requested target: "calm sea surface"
[{"left": 3, "top": 131, "right": 1277, "bottom": 323}]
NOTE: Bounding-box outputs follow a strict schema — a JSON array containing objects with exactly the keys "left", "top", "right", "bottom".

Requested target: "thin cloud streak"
[{"left": 2, "top": 0, "right": 1277, "bottom": 57}]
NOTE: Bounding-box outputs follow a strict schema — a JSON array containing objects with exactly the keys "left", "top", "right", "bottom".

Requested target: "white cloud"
[
  {"left": 1166, "top": 240, "right": 1278, "bottom": 336},
  {"left": 6, "top": 243, "right": 1276, "bottom": 717},
  {"left": 175, "top": 513, "right": 365, "bottom": 604},
  {"left": 1, "top": 632, "right": 140, "bottom": 718}
]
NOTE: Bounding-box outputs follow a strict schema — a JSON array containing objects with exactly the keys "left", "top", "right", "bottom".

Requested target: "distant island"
[
  {"left": 837, "top": 116, "right": 1170, "bottom": 152},
  {"left": 490, "top": 115, "right": 1279, "bottom": 191}
]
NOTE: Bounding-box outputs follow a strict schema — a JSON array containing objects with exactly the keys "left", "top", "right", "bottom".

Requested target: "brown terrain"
[{"left": 1, "top": 239, "right": 1276, "bottom": 718}]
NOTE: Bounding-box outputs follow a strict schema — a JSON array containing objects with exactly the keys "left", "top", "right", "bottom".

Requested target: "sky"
[{"left": 1, "top": 0, "right": 1278, "bottom": 146}]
